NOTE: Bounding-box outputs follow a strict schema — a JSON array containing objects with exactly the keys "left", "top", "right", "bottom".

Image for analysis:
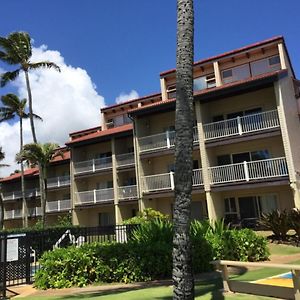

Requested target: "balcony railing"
[
  {"left": 48, "top": 175, "right": 70, "bottom": 188},
  {"left": 76, "top": 188, "right": 114, "bottom": 205},
  {"left": 4, "top": 209, "right": 22, "bottom": 220},
  {"left": 2, "top": 188, "right": 40, "bottom": 201},
  {"left": 46, "top": 199, "right": 71, "bottom": 212},
  {"left": 203, "top": 110, "right": 280, "bottom": 141},
  {"left": 142, "top": 169, "right": 203, "bottom": 193},
  {"left": 74, "top": 156, "right": 112, "bottom": 175},
  {"left": 209, "top": 157, "right": 288, "bottom": 185},
  {"left": 139, "top": 127, "right": 198, "bottom": 153},
  {"left": 118, "top": 185, "right": 137, "bottom": 200},
  {"left": 28, "top": 207, "right": 42, "bottom": 217},
  {"left": 116, "top": 153, "right": 135, "bottom": 168}
]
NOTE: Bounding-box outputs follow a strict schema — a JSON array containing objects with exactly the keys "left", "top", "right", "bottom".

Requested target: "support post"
[
  {"left": 170, "top": 172, "right": 175, "bottom": 190},
  {"left": 243, "top": 161, "right": 249, "bottom": 181},
  {"left": 237, "top": 116, "right": 243, "bottom": 135}
]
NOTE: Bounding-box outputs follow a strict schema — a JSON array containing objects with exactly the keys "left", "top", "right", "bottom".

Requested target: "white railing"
[
  {"left": 76, "top": 188, "right": 114, "bottom": 205},
  {"left": 74, "top": 156, "right": 112, "bottom": 174},
  {"left": 209, "top": 157, "right": 288, "bottom": 184},
  {"left": 28, "top": 207, "right": 42, "bottom": 217},
  {"left": 46, "top": 199, "right": 71, "bottom": 212},
  {"left": 139, "top": 127, "right": 198, "bottom": 153},
  {"left": 2, "top": 190, "right": 23, "bottom": 201},
  {"left": 116, "top": 153, "right": 135, "bottom": 168},
  {"left": 25, "top": 188, "right": 40, "bottom": 198},
  {"left": 118, "top": 185, "right": 137, "bottom": 200},
  {"left": 47, "top": 175, "right": 70, "bottom": 188},
  {"left": 142, "top": 169, "right": 203, "bottom": 193},
  {"left": 203, "top": 110, "right": 280, "bottom": 140},
  {"left": 4, "top": 209, "right": 22, "bottom": 220}
]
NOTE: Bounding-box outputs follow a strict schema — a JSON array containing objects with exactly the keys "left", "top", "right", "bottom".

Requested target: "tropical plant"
[
  {"left": 0, "top": 93, "right": 41, "bottom": 227},
  {"left": 173, "top": 0, "right": 195, "bottom": 298},
  {"left": 259, "top": 209, "right": 290, "bottom": 240},
  {"left": 16, "top": 143, "right": 63, "bottom": 227},
  {"left": 0, "top": 32, "right": 60, "bottom": 143},
  {"left": 288, "top": 209, "right": 300, "bottom": 240},
  {"left": 123, "top": 208, "right": 169, "bottom": 224}
]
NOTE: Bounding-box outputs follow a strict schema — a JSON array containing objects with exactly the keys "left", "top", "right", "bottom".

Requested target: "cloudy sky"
[{"left": 0, "top": 45, "right": 139, "bottom": 176}]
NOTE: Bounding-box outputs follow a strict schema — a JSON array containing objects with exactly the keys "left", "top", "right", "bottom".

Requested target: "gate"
[{"left": 0, "top": 233, "right": 31, "bottom": 299}]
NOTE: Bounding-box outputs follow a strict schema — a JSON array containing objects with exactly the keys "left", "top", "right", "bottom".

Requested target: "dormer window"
[
  {"left": 167, "top": 85, "right": 176, "bottom": 99},
  {"left": 222, "top": 64, "right": 251, "bottom": 84},
  {"left": 194, "top": 74, "right": 216, "bottom": 91},
  {"left": 250, "top": 55, "right": 281, "bottom": 76}
]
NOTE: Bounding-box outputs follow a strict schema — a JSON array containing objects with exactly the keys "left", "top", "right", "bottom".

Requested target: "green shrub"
[
  {"left": 259, "top": 210, "right": 290, "bottom": 240},
  {"left": 123, "top": 208, "right": 169, "bottom": 225}
]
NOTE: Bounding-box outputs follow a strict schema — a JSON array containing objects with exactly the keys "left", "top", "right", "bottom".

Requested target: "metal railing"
[
  {"left": 76, "top": 188, "right": 114, "bottom": 205},
  {"left": 209, "top": 157, "right": 288, "bottom": 184},
  {"left": 4, "top": 209, "right": 22, "bottom": 220},
  {"left": 203, "top": 110, "right": 280, "bottom": 140},
  {"left": 118, "top": 185, "right": 137, "bottom": 200},
  {"left": 2, "top": 188, "right": 40, "bottom": 201},
  {"left": 28, "top": 207, "right": 42, "bottom": 217},
  {"left": 25, "top": 188, "right": 40, "bottom": 198},
  {"left": 74, "top": 156, "right": 112, "bottom": 174},
  {"left": 46, "top": 199, "right": 71, "bottom": 212},
  {"left": 139, "top": 126, "right": 198, "bottom": 153},
  {"left": 142, "top": 169, "right": 203, "bottom": 193},
  {"left": 47, "top": 175, "right": 70, "bottom": 188},
  {"left": 116, "top": 152, "right": 135, "bottom": 168}
]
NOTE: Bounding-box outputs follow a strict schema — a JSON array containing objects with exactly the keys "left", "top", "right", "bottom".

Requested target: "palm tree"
[
  {"left": 0, "top": 93, "right": 42, "bottom": 227},
  {"left": 16, "top": 143, "right": 63, "bottom": 227},
  {"left": 0, "top": 146, "right": 9, "bottom": 229},
  {"left": 173, "top": 0, "right": 194, "bottom": 299},
  {"left": 0, "top": 32, "right": 60, "bottom": 143}
]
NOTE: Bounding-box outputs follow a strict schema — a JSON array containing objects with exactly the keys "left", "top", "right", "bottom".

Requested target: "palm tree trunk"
[
  {"left": 20, "top": 117, "right": 28, "bottom": 228},
  {"left": 0, "top": 193, "right": 4, "bottom": 229},
  {"left": 38, "top": 164, "right": 46, "bottom": 228},
  {"left": 24, "top": 70, "right": 38, "bottom": 143},
  {"left": 173, "top": 0, "right": 194, "bottom": 299}
]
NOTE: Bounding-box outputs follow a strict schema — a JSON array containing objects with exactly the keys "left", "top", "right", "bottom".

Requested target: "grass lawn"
[{"left": 19, "top": 242, "right": 300, "bottom": 300}]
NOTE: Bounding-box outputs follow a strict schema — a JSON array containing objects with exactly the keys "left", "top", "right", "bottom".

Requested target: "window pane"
[
  {"left": 222, "top": 69, "right": 232, "bottom": 79},
  {"left": 217, "top": 155, "right": 231, "bottom": 165},
  {"left": 251, "top": 150, "right": 270, "bottom": 161},
  {"left": 251, "top": 57, "right": 281, "bottom": 76},
  {"left": 227, "top": 111, "right": 243, "bottom": 119},
  {"left": 222, "top": 64, "right": 250, "bottom": 84},
  {"left": 232, "top": 152, "right": 250, "bottom": 163},
  {"left": 269, "top": 55, "right": 280, "bottom": 66},
  {"left": 245, "top": 107, "right": 262, "bottom": 115},
  {"left": 259, "top": 195, "right": 278, "bottom": 215},
  {"left": 191, "top": 202, "right": 203, "bottom": 220},
  {"left": 194, "top": 77, "right": 207, "bottom": 91}
]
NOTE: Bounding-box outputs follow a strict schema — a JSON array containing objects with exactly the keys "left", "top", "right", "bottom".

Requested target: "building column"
[
  {"left": 160, "top": 77, "right": 168, "bottom": 101},
  {"left": 111, "top": 137, "right": 122, "bottom": 224},
  {"left": 213, "top": 61, "right": 222, "bottom": 87},
  {"left": 205, "top": 191, "right": 224, "bottom": 221}
]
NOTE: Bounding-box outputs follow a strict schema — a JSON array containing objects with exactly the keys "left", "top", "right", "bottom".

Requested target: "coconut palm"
[
  {"left": 0, "top": 93, "right": 42, "bottom": 227},
  {"left": 173, "top": 0, "right": 194, "bottom": 299},
  {"left": 16, "top": 143, "right": 63, "bottom": 228},
  {"left": 0, "top": 32, "right": 60, "bottom": 143},
  {"left": 0, "top": 146, "right": 8, "bottom": 229}
]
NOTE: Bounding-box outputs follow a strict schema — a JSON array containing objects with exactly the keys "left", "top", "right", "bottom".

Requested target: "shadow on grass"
[{"left": 58, "top": 278, "right": 226, "bottom": 300}]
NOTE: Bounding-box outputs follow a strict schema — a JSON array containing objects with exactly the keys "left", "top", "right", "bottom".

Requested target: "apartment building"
[
  {"left": 1, "top": 36, "right": 300, "bottom": 228},
  {"left": 0, "top": 148, "right": 71, "bottom": 228}
]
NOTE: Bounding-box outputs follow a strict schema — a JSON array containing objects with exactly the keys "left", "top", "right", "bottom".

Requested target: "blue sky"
[
  {"left": 1, "top": 0, "right": 300, "bottom": 176},
  {"left": 1, "top": 0, "right": 299, "bottom": 104}
]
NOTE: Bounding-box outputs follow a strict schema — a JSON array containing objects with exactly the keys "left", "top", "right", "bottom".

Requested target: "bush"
[
  {"left": 35, "top": 219, "right": 269, "bottom": 289},
  {"left": 122, "top": 208, "right": 169, "bottom": 225}
]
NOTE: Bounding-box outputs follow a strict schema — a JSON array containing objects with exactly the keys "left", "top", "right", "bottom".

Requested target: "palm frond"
[
  {"left": 0, "top": 36, "right": 23, "bottom": 64},
  {"left": 7, "top": 32, "right": 32, "bottom": 62},
  {"left": 31, "top": 113, "right": 43, "bottom": 121},
  {"left": 28, "top": 61, "right": 61, "bottom": 72},
  {"left": 0, "top": 69, "right": 21, "bottom": 87}
]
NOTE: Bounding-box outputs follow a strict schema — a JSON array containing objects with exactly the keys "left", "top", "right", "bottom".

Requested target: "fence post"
[
  {"left": 237, "top": 116, "right": 243, "bottom": 135},
  {"left": 1, "top": 235, "right": 7, "bottom": 299},
  {"left": 25, "top": 234, "right": 31, "bottom": 284},
  {"left": 170, "top": 172, "right": 175, "bottom": 190},
  {"left": 243, "top": 161, "right": 249, "bottom": 181}
]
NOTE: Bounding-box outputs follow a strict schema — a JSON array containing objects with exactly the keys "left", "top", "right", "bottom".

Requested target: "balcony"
[
  {"left": 2, "top": 188, "right": 40, "bottom": 201},
  {"left": 75, "top": 188, "right": 114, "bottom": 206},
  {"left": 48, "top": 175, "right": 70, "bottom": 189},
  {"left": 4, "top": 209, "right": 22, "bottom": 220},
  {"left": 209, "top": 157, "right": 288, "bottom": 185},
  {"left": 74, "top": 157, "right": 112, "bottom": 175},
  {"left": 28, "top": 207, "right": 42, "bottom": 217},
  {"left": 118, "top": 185, "right": 137, "bottom": 200},
  {"left": 46, "top": 199, "right": 71, "bottom": 213},
  {"left": 203, "top": 110, "right": 280, "bottom": 141},
  {"left": 139, "top": 126, "right": 199, "bottom": 153},
  {"left": 116, "top": 153, "right": 135, "bottom": 168},
  {"left": 142, "top": 169, "right": 203, "bottom": 193}
]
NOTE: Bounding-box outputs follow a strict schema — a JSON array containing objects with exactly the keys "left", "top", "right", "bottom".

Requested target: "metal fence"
[{"left": 0, "top": 225, "right": 137, "bottom": 298}]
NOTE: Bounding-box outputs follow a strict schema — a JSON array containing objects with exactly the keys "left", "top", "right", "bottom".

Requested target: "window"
[
  {"left": 168, "top": 163, "right": 175, "bottom": 172},
  {"left": 224, "top": 197, "right": 238, "bottom": 224},
  {"left": 222, "top": 64, "right": 251, "bottom": 84},
  {"left": 258, "top": 194, "right": 278, "bottom": 215},
  {"left": 251, "top": 150, "right": 270, "bottom": 161},
  {"left": 217, "top": 155, "right": 231, "bottom": 166},
  {"left": 212, "top": 107, "right": 262, "bottom": 122},
  {"left": 217, "top": 150, "right": 270, "bottom": 165},
  {"left": 193, "top": 74, "right": 216, "bottom": 91},
  {"left": 193, "top": 160, "right": 199, "bottom": 169},
  {"left": 98, "top": 212, "right": 114, "bottom": 226},
  {"left": 250, "top": 55, "right": 281, "bottom": 76},
  {"left": 63, "top": 193, "right": 70, "bottom": 200},
  {"left": 96, "top": 181, "right": 113, "bottom": 189},
  {"left": 167, "top": 85, "right": 176, "bottom": 99}
]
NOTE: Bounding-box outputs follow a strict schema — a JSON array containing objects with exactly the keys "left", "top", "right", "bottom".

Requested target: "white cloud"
[
  {"left": 0, "top": 45, "right": 105, "bottom": 177},
  {"left": 115, "top": 90, "right": 139, "bottom": 104}
]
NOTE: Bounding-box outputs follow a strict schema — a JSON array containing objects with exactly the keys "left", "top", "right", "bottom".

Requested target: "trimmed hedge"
[{"left": 35, "top": 220, "right": 269, "bottom": 289}]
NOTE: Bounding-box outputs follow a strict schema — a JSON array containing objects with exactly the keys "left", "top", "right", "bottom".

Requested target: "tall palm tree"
[
  {"left": 0, "top": 32, "right": 60, "bottom": 143},
  {"left": 173, "top": 0, "right": 194, "bottom": 299},
  {"left": 0, "top": 146, "right": 9, "bottom": 229},
  {"left": 0, "top": 93, "right": 42, "bottom": 227},
  {"left": 16, "top": 143, "right": 63, "bottom": 228}
]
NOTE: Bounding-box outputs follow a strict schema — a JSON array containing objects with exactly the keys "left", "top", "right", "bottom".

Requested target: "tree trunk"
[
  {"left": 20, "top": 117, "right": 28, "bottom": 228},
  {"left": 173, "top": 0, "right": 194, "bottom": 299},
  {"left": 0, "top": 193, "right": 4, "bottom": 229},
  {"left": 38, "top": 164, "right": 46, "bottom": 228},
  {"left": 24, "top": 70, "right": 38, "bottom": 143}
]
